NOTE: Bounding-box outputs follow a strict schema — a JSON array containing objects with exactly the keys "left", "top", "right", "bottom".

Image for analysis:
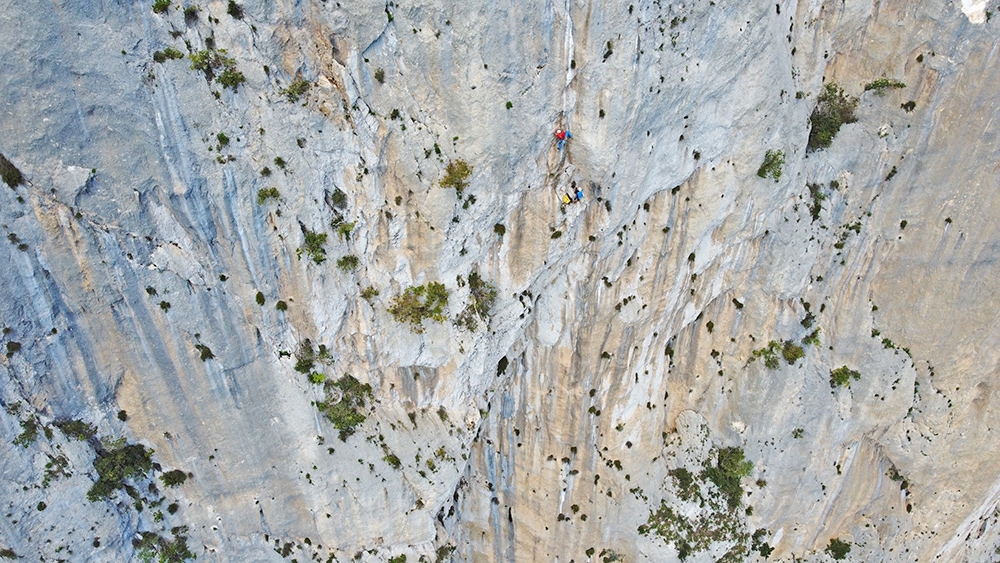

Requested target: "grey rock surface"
[{"left": 1, "top": 0, "right": 999, "bottom": 561}]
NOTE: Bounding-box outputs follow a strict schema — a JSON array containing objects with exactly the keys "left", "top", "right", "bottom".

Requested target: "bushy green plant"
[
  {"left": 275, "top": 300, "right": 287, "bottom": 311},
  {"left": 336, "top": 221, "right": 355, "bottom": 240},
  {"left": 315, "top": 375, "right": 373, "bottom": 440},
  {"left": 864, "top": 78, "right": 905, "bottom": 96},
  {"left": 439, "top": 160, "right": 473, "bottom": 196},
  {"left": 825, "top": 538, "right": 851, "bottom": 560},
  {"left": 808, "top": 82, "right": 858, "bottom": 151},
  {"left": 189, "top": 48, "right": 244, "bottom": 90},
  {"left": 756, "top": 149, "right": 785, "bottom": 182},
  {"left": 801, "top": 328, "right": 821, "bottom": 346},
  {"left": 337, "top": 255, "right": 359, "bottom": 272},
  {"left": 328, "top": 188, "right": 348, "bottom": 209},
  {"left": 216, "top": 132, "right": 229, "bottom": 146},
  {"left": 154, "top": 48, "right": 184, "bottom": 63},
  {"left": 87, "top": 443, "right": 154, "bottom": 502},
  {"left": 807, "top": 183, "right": 826, "bottom": 222},
  {"left": 54, "top": 419, "right": 96, "bottom": 441},
  {"left": 297, "top": 230, "right": 327, "bottom": 264},
  {"left": 195, "top": 343, "right": 214, "bottom": 361},
  {"left": 0, "top": 153, "right": 24, "bottom": 188},
  {"left": 388, "top": 283, "right": 449, "bottom": 333},
  {"left": 256, "top": 187, "right": 279, "bottom": 204},
  {"left": 309, "top": 372, "right": 326, "bottom": 384},
  {"left": 160, "top": 469, "right": 187, "bottom": 487},
  {"left": 751, "top": 340, "right": 781, "bottom": 369},
  {"left": 255, "top": 291, "right": 265, "bottom": 305},
  {"left": 226, "top": 0, "right": 243, "bottom": 18},
  {"left": 454, "top": 271, "right": 497, "bottom": 331},
  {"left": 782, "top": 340, "right": 805, "bottom": 364},
  {"left": 216, "top": 67, "right": 245, "bottom": 90},
  {"left": 830, "top": 366, "right": 861, "bottom": 388},
  {"left": 294, "top": 339, "right": 331, "bottom": 373},
  {"left": 13, "top": 417, "right": 39, "bottom": 447},
  {"left": 669, "top": 467, "right": 699, "bottom": 501},
  {"left": 134, "top": 529, "right": 194, "bottom": 563},
  {"left": 189, "top": 49, "right": 230, "bottom": 72},
  {"left": 702, "top": 447, "right": 753, "bottom": 509},
  {"left": 435, "top": 545, "right": 455, "bottom": 563},
  {"left": 360, "top": 286, "right": 379, "bottom": 302},
  {"left": 294, "top": 350, "right": 314, "bottom": 372},
  {"left": 281, "top": 78, "right": 311, "bottom": 102},
  {"left": 152, "top": 0, "right": 171, "bottom": 13},
  {"left": 374, "top": 68, "right": 385, "bottom": 83},
  {"left": 383, "top": 451, "right": 401, "bottom": 469}
]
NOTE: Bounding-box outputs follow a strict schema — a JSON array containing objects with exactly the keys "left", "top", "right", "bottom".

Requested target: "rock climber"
[
  {"left": 555, "top": 128, "right": 573, "bottom": 150},
  {"left": 574, "top": 187, "right": 583, "bottom": 202}
]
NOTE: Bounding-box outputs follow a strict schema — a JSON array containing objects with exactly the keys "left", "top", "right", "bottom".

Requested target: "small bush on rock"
[
  {"left": 316, "top": 375, "right": 373, "bottom": 440},
  {"left": 281, "top": 78, "right": 311, "bottom": 102},
  {"left": 297, "top": 230, "right": 327, "bottom": 264},
  {"left": 389, "top": 282, "right": 449, "bottom": 333},
  {"left": 781, "top": 340, "right": 805, "bottom": 364},
  {"left": 830, "top": 366, "right": 861, "bottom": 388},
  {"left": 702, "top": 446, "right": 754, "bottom": 509},
  {"left": 216, "top": 67, "right": 245, "bottom": 90},
  {"left": 336, "top": 255, "right": 359, "bottom": 272},
  {"left": 87, "top": 443, "right": 153, "bottom": 502},
  {"left": 440, "top": 160, "right": 473, "bottom": 196},
  {"left": 0, "top": 154, "right": 25, "bottom": 188},
  {"left": 257, "top": 187, "right": 279, "bottom": 204},
  {"left": 864, "top": 78, "right": 905, "bottom": 96},
  {"left": 825, "top": 538, "right": 851, "bottom": 560},
  {"left": 751, "top": 340, "right": 782, "bottom": 369},
  {"left": 294, "top": 339, "right": 331, "bottom": 374},
  {"left": 454, "top": 271, "right": 497, "bottom": 331},
  {"left": 54, "top": 419, "right": 96, "bottom": 441},
  {"left": 160, "top": 469, "right": 187, "bottom": 487},
  {"left": 808, "top": 83, "right": 858, "bottom": 151},
  {"left": 756, "top": 149, "right": 785, "bottom": 182}
]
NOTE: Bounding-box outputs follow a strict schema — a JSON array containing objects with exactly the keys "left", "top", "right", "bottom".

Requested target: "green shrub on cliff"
[
  {"left": 830, "top": 366, "right": 861, "bottom": 388},
  {"left": 0, "top": 154, "right": 24, "bottom": 188},
  {"left": 388, "top": 282, "right": 449, "bottom": 333},
  {"left": 864, "top": 78, "right": 905, "bottom": 96},
  {"left": 439, "top": 160, "right": 472, "bottom": 196},
  {"left": 808, "top": 83, "right": 858, "bottom": 151},
  {"left": 756, "top": 150, "right": 785, "bottom": 181},
  {"left": 316, "top": 375, "right": 373, "bottom": 440},
  {"left": 297, "top": 230, "right": 327, "bottom": 264},
  {"left": 87, "top": 443, "right": 154, "bottom": 501}
]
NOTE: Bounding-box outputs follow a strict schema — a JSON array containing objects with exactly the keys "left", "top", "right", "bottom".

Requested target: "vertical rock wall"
[{"left": 0, "top": 0, "right": 999, "bottom": 562}]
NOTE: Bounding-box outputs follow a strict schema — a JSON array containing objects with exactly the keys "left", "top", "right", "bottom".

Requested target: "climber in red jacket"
[{"left": 555, "top": 128, "right": 573, "bottom": 150}]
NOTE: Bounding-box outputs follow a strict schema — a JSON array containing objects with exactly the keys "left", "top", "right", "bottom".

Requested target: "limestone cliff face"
[{"left": 1, "top": 0, "right": 999, "bottom": 561}]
